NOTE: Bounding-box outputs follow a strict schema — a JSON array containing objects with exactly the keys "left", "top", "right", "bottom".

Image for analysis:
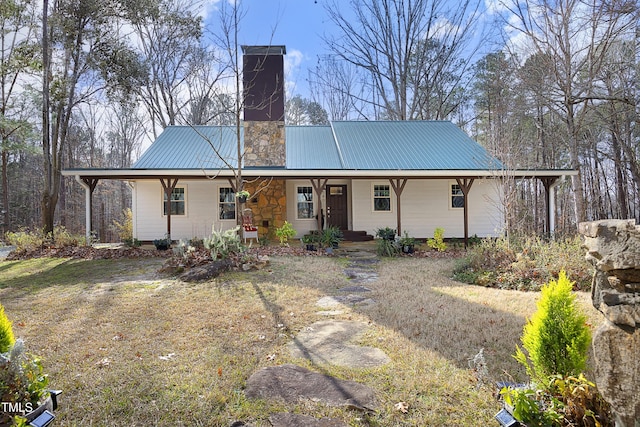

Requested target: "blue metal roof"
[
  {"left": 133, "top": 121, "right": 503, "bottom": 171},
  {"left": 133, "top": 126, "right": 240, "bottom": 169},
  {"left": 331, "top": 121, "right": 503, "bottom": 170}
]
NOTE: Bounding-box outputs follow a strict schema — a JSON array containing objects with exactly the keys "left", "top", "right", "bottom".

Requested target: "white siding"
[
  {"left": 352, "top": 179, "right": 503, "bottom": 238},
  {"left": 132, "top": 180, "right": 238, "bottom": 241},
  {"left": 133, "top": 178, "right": 504, "bottom": 241}
]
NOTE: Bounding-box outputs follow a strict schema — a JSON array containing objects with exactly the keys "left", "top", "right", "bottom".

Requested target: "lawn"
[{"left": 0, "top": 254, "right": 600, "bottom": 426}]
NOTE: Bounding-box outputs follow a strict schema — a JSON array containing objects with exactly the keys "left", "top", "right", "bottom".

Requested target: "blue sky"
[{"left": 204, "top": 0, "right": 341, "bottom": 98}]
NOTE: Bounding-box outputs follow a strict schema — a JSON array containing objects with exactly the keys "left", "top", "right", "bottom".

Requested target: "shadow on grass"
[{"left": 0, "top": 258, "right": 165, "bottom": 294}]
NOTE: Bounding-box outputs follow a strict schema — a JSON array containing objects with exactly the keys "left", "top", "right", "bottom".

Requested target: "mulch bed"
[{"left": 5, "top": 246, "right": 173, "bottom": 261}]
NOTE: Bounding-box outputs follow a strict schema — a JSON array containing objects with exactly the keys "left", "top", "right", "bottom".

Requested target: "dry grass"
[{"left": 0, "top": 254, "right": 600, "bottom": 426}]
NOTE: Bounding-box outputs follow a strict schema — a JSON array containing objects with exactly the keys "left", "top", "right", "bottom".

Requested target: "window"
[
  {"left": 373, "top": 184, "right": 391, "bottom": 211},
  {"left": 451, "top": 184, "right": 464, "bottom": 208},
  {"left": 297, "top": 186, "right": 314, "bottom": 219},
  {"left": 219, "top": 187, "right": 236, "bottom": 220},
  {"left": 163, "top": 187, "right": 185, "bottom": 215}
]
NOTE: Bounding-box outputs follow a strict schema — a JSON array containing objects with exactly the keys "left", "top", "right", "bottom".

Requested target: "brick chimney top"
[{"left": 241, "top": 45, "right": 286, "bottom": 56}]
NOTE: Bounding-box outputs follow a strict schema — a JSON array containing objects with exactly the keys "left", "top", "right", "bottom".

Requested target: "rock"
[
  {"left": 316, "top": 295, "right": 376, "bottom": 308},
  {"left": 269, "top": 413, "right": 348, "bottom": 427},
  {"left": 288, "top": 320, "right": 390, "bottom": 368},
  {"left": 179, "top": 259, "right": 232, "bottom": 282},
  {"left": 245, "top": 364, "right": 378, "bottom": 411},
  {"left": 592, "top": 321, "right": 640, "bottom": 427},
  {"left": 580, "top": 219, "right": 640, "bottom": 426},
  {"left": 337, "top": 285, "right": 372, "bottom": 293}
]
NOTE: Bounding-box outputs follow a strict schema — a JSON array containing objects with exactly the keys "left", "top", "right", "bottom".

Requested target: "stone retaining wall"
[{"left": 579, "top": 219, "right": 640, "bottom": 427}]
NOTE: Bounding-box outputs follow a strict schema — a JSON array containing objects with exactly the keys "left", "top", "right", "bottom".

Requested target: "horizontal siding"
[
  {"left": 133, "top": 178, "right": 503, "bottom": 241},
  {"left": 133, "top": 180, "right": 238, "bottom": 242},
  {"left": 351, "top": 179, "right": 502, "bottom": 238}
]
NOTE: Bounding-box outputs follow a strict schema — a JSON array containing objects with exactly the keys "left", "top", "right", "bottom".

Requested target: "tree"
[
  {"left": 323, "top": 0, "right": 484, "bottom": 120},
  {"left": 41, "top": 0, "right": 147, "bottom": 236},
  {"left": 502, "top": 0, "right": 636, "bottom": 224},
  {"left": 126, "top": 0, "right": 207, "bottom": 135},
  {"left": 0, "top": 0, "right": 38, "bottom": 233},
  {"left": 285, "top": 95, "right": 329, "bottom": 125}
]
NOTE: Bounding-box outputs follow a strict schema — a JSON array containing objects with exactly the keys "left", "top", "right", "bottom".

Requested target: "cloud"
[{"left": 484, "top": 0, "right": 509, "bottom": 14}]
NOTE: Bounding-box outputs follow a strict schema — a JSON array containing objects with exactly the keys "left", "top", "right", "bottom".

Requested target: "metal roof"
[
  {"left": 332, "top": 121, "right": 503, "bottom": 170},
  {"left": 133, "top": 126, "right": 240, "bottom": 169},
  {"left": 132, "top": 121, "right": 504, "bottom": 171}
]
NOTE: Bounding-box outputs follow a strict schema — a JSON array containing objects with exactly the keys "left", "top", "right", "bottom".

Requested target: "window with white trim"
[
  {"left": 296, "top": 186, "right": 314, "bottom": 219},
  {"left": 451, "top": 183, "right": 464, "bottom": 209},
  {"left": 219, "top": 187, "right": 236, "bottom": 220},
  {"left": 163, "top": 187, "right": 185, "bottom": 215},
  {"left": 373, "top": 184, "right": 391, "bottom": 211}
]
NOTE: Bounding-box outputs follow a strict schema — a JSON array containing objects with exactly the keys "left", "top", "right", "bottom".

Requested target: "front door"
[{"left": 326, "top": 185, "right": 348, "bottom": 230}]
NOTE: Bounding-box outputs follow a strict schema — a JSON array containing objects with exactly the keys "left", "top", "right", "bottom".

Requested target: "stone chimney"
[{"left": 241, "top": 45, "right": 286, "bottom": 168}]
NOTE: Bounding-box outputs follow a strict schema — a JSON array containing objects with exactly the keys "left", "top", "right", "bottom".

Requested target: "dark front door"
[{"left": 326, "top": 185, "right": 348, "bottom": 230}]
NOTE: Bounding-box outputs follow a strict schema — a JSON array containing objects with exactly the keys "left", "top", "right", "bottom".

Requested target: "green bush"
[
  {"left": 275, "top": 221, "right": 296, "bottom": 246},
  {"left": 376, "top": 238, "right": 399, "bottom": 257},
  {"left": 0, "top": 304, "right": 15, "bottom": 353},
  {"left": 5, "top": 226, "right": 86, "bottom": 251},
  {"left": 427, "top": 227, "right": 446, "bottom": 251},
  {"left": 514, "top": 271, "right": 591, "bottom": 384}
]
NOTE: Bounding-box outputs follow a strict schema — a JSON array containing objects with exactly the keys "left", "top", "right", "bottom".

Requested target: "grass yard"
[{"left": 0, "top": 254, "right": 600, "bottom": 426}]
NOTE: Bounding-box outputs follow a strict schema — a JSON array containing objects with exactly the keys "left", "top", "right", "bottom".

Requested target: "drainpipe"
[{"left": 75, "top": 175, "right": 92, "bottom": 245}]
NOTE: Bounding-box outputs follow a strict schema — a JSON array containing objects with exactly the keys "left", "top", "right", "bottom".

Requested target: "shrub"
[
  {"left": 112, "top": 208, "right": 138, "bottom": 246},
  {"left": 376, "top": 238, "right": 399, "bottom": 257},
  {"left": 0, "top": 304, "right": 15, "bottom": 353},
  {"left": 514, "top": 270, "right": 591, "bottom": 384},
  {"left": 427, "top": 227, "right": 446, "bottom": 251},
  {"left": 204, "top": 226, "right": 243, "bottom": 260},
  {"left": 275, "top": 221, "right": 296, "bottom": 246},
  {"left": 452, "top": 235, "right": 592, "bottom": 291},
  {"left": 5, "top": 226, "right": 85, "bottom": 251}
]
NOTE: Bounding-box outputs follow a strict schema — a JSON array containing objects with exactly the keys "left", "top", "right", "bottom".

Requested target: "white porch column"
[{"left": 75, "top": 175, "right": 92, "bottom": 244}]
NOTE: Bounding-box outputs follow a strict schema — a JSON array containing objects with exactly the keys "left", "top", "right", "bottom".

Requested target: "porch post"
[
  {"left": 540, "top": 177, "right": 559, "bottom": 237},
  {"left": 389, "top": 178, "right": 408, "bottom": 236},
  {"left": 76, "top": 176, "right": 99, "bottom": 245},
  {"left": 160, "top": 178, "right": 179, "bottom": 240},
  {"left": 310, "top": 178, "right": 328, "bottom": 231},
  {"left": 456, "top": 178, "right": 474, "bottom": 248}
]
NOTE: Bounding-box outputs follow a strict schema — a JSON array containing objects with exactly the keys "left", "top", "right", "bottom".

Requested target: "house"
[{"left": 62, "top": 45, "right": 575, "bottom": 244}]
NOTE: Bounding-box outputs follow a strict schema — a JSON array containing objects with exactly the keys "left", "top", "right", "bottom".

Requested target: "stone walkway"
[{"left": 242, "top": 243, "right": 388, "bottom": 427}]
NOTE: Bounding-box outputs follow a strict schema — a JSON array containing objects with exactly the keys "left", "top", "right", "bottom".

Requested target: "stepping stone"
[
  {"left": 343, "top": 269, "right": 378, "bottom": 283},
  {"left": 269, "top": 413, "right": 348, "bottom": 427},
  {"left": 337, "top": 285, "right": 372, "bottom": 293},
  {"left": 316, "top": 310, "right": 345, "bottom": 316},
  {"left": 288, "top": 320, "right": 390, "bottom": 368},
  {"left": 316, "top": 295, "right": 376, "bottom": 308},
  {"left": 245, "top": 364, "right": 378, "bottom": 411}
]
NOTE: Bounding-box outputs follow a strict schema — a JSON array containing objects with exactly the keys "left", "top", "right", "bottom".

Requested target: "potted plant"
[
  {"left": 1, "top": 304, "right": 60, "bottom": 426},
  {"left": 399, "top": 231, "right": 416, "bottom": 254},
  {"left": 375, "top": 227, "right": 397, "bottom": 241},
  {"left": 301, "top": 234, "right": 318, "bottom": 251},
  {"left": 235, "top": 190, "right": 250, "bottom": 203},
  {"left": 153, "top": 235, "right": 172, "bottom": 251}
]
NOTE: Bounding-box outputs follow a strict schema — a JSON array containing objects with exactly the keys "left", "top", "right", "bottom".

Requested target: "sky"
[{"left": 203, "top": 0, "right": 347, "bottom": 98}]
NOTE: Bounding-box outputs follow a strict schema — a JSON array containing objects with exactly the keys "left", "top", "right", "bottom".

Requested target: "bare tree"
[
  {"left": 322, "top": 0, "right": 485, "bottom": 120},
  {"left": 502, "top": 0, "right": 636, "bottom": 224}
]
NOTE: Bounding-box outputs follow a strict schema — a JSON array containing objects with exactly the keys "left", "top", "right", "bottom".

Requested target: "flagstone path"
[{"left": 243, "top": 244, "right": 387, "bottom": 427}]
